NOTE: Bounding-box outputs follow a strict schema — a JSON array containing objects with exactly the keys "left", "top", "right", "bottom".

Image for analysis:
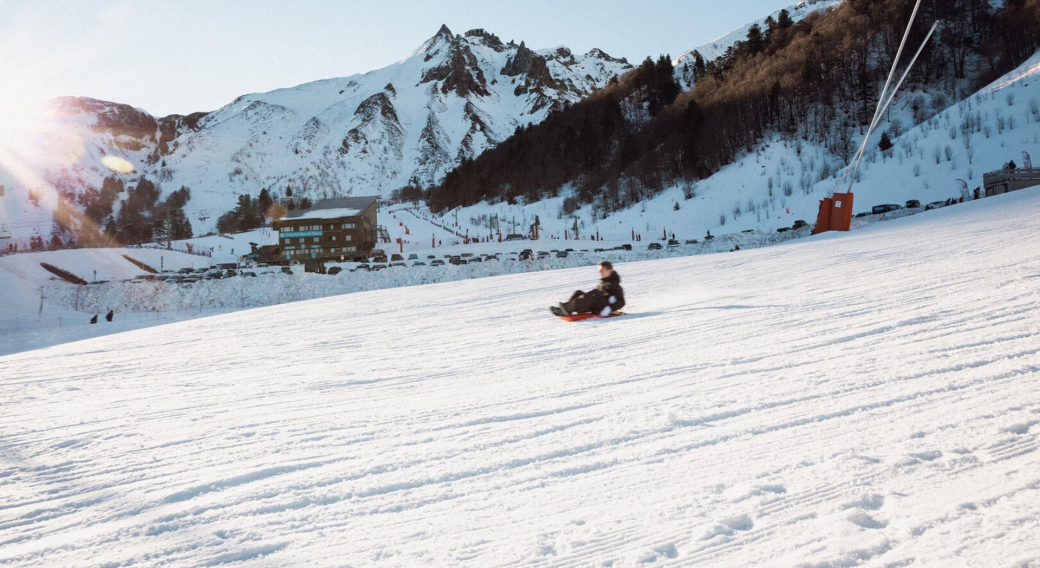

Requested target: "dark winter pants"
[{"left": 563, "top": 290, "right": 606, "bottom": 315}]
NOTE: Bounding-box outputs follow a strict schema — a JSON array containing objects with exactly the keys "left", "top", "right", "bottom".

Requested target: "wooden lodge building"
[{"left": 275, "top": 196, "right": 378, "bottom": 262}]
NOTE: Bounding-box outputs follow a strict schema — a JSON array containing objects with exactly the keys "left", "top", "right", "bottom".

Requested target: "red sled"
[{"left": 557, "top": 311, "right": 625, "bottom": 322}]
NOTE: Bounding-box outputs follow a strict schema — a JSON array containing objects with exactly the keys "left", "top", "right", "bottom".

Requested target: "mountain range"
[{"left": 2, "top": 25, "right": 632, "bottom": 235}]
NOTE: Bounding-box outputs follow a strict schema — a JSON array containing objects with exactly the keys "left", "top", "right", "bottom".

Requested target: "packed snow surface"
[{"left": 2, "top": 188, "right": 1040, "bottom": 567}]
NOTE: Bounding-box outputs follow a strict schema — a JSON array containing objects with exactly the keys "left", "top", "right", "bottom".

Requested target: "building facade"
[
  {"left": 983, "top": 167, "right": 1040, "bottom": 197},
  {"left": 276, "top": 196, "right": 378, "bottom": 262}
]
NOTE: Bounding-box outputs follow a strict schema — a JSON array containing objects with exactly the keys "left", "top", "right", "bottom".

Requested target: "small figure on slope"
[{"left": 551, "top": 261, "right": 625, "bottom": 318}]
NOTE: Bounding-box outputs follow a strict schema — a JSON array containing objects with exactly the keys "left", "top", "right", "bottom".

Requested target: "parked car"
[
  {"left": 648, "top": 242, "right": 663, "bottom": 250},
  {"left": 872, "top": 204, "right": 903, "bottom": 214},
  {"left": 256, "top": 263, "right": 269, "bottom": 268},
  {"left": 391, "top": 253, "right": 404, "bottom": 261},
  {"left": 223, "top": 269, "right": 238, "bottom": 277},
  {"left": 430, "top": 259, "right": 445, "bottom": 266},
  {"left": 556, "top": 251, "right": 569, "bottom": 258},
  {"left": 666, "top": 239, "right": 680, "bottom": 249},
  {"left": 504, "top": 234, "right": 526, "bottom": 241},
  {"left": 413, "top": 261, "right": 427, "bottom": 267},
  {"left": 304, "top": 260, "right": 326, "bottom": 274},
  {"left": 372, "top": 255, "right": 388, "bottom": 263},
  {"left": 619, "top": 244, "right": 633, "bottom": 251},
  {"left": 355, "top": 263, "right": 371, "bottom": 271},
  {"left": 407, "top": 254, "right": 419, "bottom": 260},
  {"left": 371, "top": 263, "right": 387, "bottom": 271},
  {"left": 427, "top": 255, "right": 437, "bottom": 259},
  {"left": 685, "top": 239, "right": 699, "bottom": 245},
  {"left": 519, "top": 251, "right": 532, "bottom": 260},
  {"left": 177, "top": 267, "right": 195, "bottom": 274},
  {"left": 924, "top": 201, "right": 946, "bottom": 211},
  {"left": 791, "top": 220, "right": 809, "bottom": 230},
  {"left": 327, "top": 267, "right": 343, "bottom": 275},
  {"left": 203, "top": 272, "right": 222, "bottom": 280},
  {"left": 280, "top": 266, "right": 294, "bottom": 275},
  {"left": 469, "top": 256, "right": 483, "bottom": 262},
  {"left": 537, "top": 251, "right": 550, "bottom": 258},
  {"left": 461, "top": 252, "right": 474, "bottom": 258},
  {"left": 449, "top": 256, "right": 466, "bottom": 265},
  {"left": 906, "top": 199, "right": 922, "bottom": 208}
]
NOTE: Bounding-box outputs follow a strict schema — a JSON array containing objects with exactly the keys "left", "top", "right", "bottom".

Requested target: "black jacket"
[{"left": 595, "top": 271, "right": 625, "bottom": 311}]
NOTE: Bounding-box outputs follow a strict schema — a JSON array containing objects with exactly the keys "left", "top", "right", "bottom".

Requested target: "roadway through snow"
[{"left": 1, "top": 189, "right": 1040, "bottom": 566}]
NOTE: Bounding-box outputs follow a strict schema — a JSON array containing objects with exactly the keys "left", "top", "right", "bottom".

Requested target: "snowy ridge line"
[{"left": 1, "top": 188, "right": 1040, "bottom": 566}]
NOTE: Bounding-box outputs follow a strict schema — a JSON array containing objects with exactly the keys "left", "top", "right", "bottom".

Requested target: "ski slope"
[{"left": 2, "top": 188, "right": 1040, "bottom": 567}]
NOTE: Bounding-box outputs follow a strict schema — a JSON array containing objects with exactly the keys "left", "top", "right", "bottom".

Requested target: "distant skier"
[
  {"left": 1008, "top": 159, "right": 1018, "bottom": 170},
  {"left": 105, "top": 310, "right": 114, "bottom": 322},
  {"left": 974, "top": 187, "right": 981, "bottom": 200},
  {"left": 90, "top": 315, "right": 98, "bottom": 324},
  {"left": 551, "top": 261, "right": 625, "bottom": 317}
]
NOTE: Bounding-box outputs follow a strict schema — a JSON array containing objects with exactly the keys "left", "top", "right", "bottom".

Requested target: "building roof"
[{"left": 284, "top": 196, "right": 378, "bottom": 220}]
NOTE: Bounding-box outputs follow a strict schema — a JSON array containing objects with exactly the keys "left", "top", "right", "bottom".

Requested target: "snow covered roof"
[{"left": 284, "top": 196, "right": 378, "bottom": 221}]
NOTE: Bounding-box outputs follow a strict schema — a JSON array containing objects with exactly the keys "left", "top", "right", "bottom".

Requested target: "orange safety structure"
[{"left": 812, "top": 192, "right": 854, "bottom": 235}]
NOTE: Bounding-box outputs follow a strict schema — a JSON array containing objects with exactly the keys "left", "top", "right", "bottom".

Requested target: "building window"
[
  {"left": 312, "top": 237, "right": 319, "bottom": 243},
  {"left": 342, "top": 223, "right": 356, "bottom": 229},
  {"left": 344, "top": 234, "right": 352, "bottom": 241},
  {"left": 330, "top": 235, "right": 337, "bottom": 242},
  {"left": 345, "top": 246, "right": 356, "bottom": 252}
]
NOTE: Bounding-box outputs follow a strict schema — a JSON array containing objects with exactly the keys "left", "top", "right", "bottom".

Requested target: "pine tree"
[
  {"left": 878, "top": 131, "right": 894, "bottom": 153},
  {"left": 257, "top": 188, "right": 274, "bottom": 221},
  {"left": 777, "top": 8, "right": 794, "bottom": 30},
  {"left": 745, "top": 24, "right": 766, "bottom": 55}
]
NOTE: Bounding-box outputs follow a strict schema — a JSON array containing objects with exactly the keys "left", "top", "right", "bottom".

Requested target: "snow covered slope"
[
  {"left": 0, "top": 26, "right": 630, "bottom": 238},
  {"left": 448, "top": 48, "right": 1040, "bottom": 244},
  {"left": 2, "top": 186, "right": 1040, "bottom": 567},
  {"left": 673, "top": 0, "right": 843, "bottom": 89}
]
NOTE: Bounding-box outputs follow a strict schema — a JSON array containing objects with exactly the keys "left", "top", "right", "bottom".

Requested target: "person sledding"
[{"left": 551, "top": 261, "right": 625, "bottom": 318}]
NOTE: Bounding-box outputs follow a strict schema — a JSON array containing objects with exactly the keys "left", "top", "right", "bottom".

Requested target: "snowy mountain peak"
[{"left": 3, "top": 26, "right": 632, "bottom": 235}]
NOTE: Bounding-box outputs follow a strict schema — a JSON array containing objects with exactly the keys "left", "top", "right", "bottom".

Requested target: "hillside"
[
  {"left": 672, "top": 0, "right": 843, "bottom": 89},
  {"left": 421, "top": 46, "right": 1040, "bottom": 244},
  {"left": 2, "top": 183, "right": 1040, "bottom": 567},
  {"left": 427, "top": 0, "right": 1040, "bottom": 218},
  {"left": 0, "top": 26, "right": 631, "bottom": 241}
]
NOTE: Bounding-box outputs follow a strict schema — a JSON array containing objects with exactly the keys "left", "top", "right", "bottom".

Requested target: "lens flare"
[{"left": 101, "top": 155, "right": 135, "bottom": 174}]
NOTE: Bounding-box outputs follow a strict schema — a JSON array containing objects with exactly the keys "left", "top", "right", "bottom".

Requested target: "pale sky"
[{"left": 0, "top": 0, "right": 796, "bottom": 117}]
